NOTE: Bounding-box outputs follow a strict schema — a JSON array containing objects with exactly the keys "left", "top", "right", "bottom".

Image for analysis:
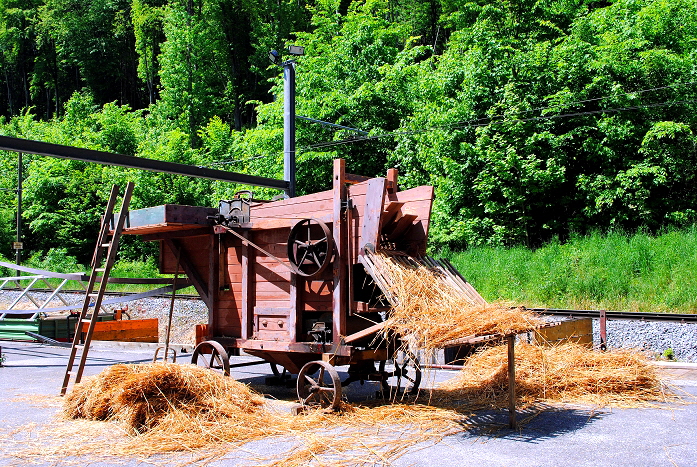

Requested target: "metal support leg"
[
  {"left": 507, "top": 335, "right": 517, "bottom": 429},
  {"left": 600, "top": 309, "right": 607, "bottom": 351}
]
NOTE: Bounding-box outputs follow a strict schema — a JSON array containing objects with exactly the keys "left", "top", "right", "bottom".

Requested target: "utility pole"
[
  {"left": 15, "top": 152, "right": 22, "bottom": 277},
  {"left": 270, "top": 45, "right": 304, "bottom": 198}
]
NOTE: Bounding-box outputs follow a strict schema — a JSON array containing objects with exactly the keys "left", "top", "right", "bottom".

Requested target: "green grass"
[{"left": 444, "top": 227, "right": 697, "bottom": 313}]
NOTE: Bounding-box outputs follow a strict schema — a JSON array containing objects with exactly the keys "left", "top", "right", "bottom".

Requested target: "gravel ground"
[
  {"left": 2, "top": 290, "right": 697, "bottom": 362},
  {"left": 591, "top": 318, "right": 697, "bottom": 362},
  {"left": 0, "top": 291, "right": 208, "bottom": 345}
]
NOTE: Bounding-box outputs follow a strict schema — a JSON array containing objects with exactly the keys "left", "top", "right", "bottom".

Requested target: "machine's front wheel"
[
  {"left": 297, "top": 360, "right": 342, "bottom": 410},
  {"left": 191, "top": 340, "right": 231, "bottom": 376}
]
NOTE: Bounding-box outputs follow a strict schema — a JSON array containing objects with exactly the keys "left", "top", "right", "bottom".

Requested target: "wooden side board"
[{"left": 80, "top": 318, "right": 159, "bottom": 343}]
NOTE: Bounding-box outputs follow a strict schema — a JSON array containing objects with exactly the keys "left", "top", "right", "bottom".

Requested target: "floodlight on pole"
[
  {"left": 270, "top": 46, "right": 304, "bottom": 198},
  {"left": 288, "top": 45, "right": 305, "bottom": 56}
]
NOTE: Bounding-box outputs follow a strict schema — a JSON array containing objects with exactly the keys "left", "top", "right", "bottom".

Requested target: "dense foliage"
[{"left": 1, "top": 0, "right": 696, "bottom": 265}]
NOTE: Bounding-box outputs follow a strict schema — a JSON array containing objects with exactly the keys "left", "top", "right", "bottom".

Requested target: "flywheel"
[{"left": 287, "top": 218, "right": 334, "bottom": 277}]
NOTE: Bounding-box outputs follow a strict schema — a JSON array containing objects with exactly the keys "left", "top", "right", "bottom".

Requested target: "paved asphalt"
[{"left": 0, "top": 340, "right": 696, "bottom": 467}]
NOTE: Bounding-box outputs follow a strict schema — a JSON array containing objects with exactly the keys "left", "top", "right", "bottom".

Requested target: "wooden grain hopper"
[{"left": 121, "top": 159, "right": 435, "bottom": 408}]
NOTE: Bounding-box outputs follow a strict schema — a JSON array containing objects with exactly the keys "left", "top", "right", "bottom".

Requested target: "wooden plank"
[
  {"left": 385, "top": 214, "right": 418, "bottom": 240},
  {"left": 343, "top": 322, "right": 385, "bottom": 343},
  {"left": 533, "top": 318, "right": 593, "bottom": 347},
  {"left": 381, "top": 201, "right": 404, "bottom": 227},
  {"left": 289, "top": 274, "right": 300, "bottom": 343},
  {"left": 81, "top": 318, "right": 158, "bottom": 343},
  {"left": 387, "top": 185, "right": 434, "bottom": 204},
  {"left": 333, "top": 159, "right": 347, "bottom": 344},
  {"left": 254, "top": 307, "right": 289, "bottom": 316},
  {"left": 360, "top": 178, "right": 386, "bottom": 253},
  {"left": 250, "top": 191, "right": 334, "bottom": 219},
  {"left": 344, "top": 173, "right": 370, "bottom": 184},
  {"left": 218, "top": 296, "right": 242, "bottom": 306}
]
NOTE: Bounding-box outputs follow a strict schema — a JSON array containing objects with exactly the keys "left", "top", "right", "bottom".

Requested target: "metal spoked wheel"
[
  {"left": 297, "top": 360, "right": 342, "bottom": 410},
  {"left": 287, "top": 218, "right": 334, "bottom": 278},
  {"left": 379, "top": 350, "right": 422, "bottom": 397},
  {"left": 191, "top": 340, "right": 230, "bottom": 376}
]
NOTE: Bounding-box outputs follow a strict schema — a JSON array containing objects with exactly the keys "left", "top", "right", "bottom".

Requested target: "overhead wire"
[
  {"left": 203, "top": 80, "right": 697, "bottom": 161},
  {"left": 300, "top": 96, "right": 697, "bottom": 151}
]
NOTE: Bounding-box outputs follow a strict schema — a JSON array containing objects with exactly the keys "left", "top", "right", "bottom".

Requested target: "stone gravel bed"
[{"left": 591, "top": 318, "right": 697, "bottom": 363}]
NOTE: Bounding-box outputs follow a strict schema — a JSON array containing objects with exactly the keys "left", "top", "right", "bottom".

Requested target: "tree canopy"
[{"left": 1, "top": 0, "right": 696, "bottom": 264}]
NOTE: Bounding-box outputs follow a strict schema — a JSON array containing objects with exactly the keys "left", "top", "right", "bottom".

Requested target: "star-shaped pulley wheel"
[{"left": 287, "top": 218, "right": 334, "bottom": 277}]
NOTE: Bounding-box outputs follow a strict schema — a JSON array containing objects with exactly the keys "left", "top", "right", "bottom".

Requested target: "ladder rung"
[
  {"left": 94, "top": 268, "right": 106, "bottom": 272},
  {"left": 88, "top": 293, "right": 99, "bottom": 297},
  {"left": 75, "top": 344, "right": 85, "bottom": 350},
  {"left": 101, "top": 243, "right": 111, "bottom": 248},
  {"left": 81, "top": 319, "right": 92, "bottom": 324}
]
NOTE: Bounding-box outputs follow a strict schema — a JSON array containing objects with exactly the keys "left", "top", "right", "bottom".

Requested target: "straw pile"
[
  {"left": 367, "top": 253, "right": 542, "bottom": 349},
  {"left": 60, "top": 363, "right": 466, "bottom": 463},
  {"left": 437, "top": 342, "right": 669, "bottom": 408},
  {"left": 64, "top": 363, "right": 267, "bottom": 447}
]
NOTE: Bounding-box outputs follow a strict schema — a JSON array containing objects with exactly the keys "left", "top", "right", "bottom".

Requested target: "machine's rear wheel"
[
  {"left": 379, "top": 350, "right": 421, "bottom": 397},
  {"left": 297, "top": 360, "right": 342, "bottom": 410},
  {"left": 191, "top": 340, "right": 230, "bottom": 376}
]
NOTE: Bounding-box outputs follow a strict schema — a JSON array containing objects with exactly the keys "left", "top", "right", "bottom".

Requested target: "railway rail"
[
  {"left": 4, "top": 289, "right": 696, "bottom": 323},
  {"left": 527, "top": 307, "right": 697, "bottom": 323},
  {"left": 0, "top": 287, "right": 201, "bottom": 301}
]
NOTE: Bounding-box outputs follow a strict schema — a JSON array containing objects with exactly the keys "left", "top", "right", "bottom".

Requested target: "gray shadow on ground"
[{"left": 458, "top": 405, "right": 608, "bottom": 443}]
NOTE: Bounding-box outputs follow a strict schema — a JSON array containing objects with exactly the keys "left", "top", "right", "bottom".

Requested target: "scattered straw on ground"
[
  {"left": 4, "top": 351, "right": 681, "bottom": 466},
  {"left": 54, "top": 363, "right": 465, "bottom": 465},
  {"left": 368, "top": 253, "right": 543, "bottom": 350},
  {"left": 437, "top": 342, "right": 672, "bottom": 408}
]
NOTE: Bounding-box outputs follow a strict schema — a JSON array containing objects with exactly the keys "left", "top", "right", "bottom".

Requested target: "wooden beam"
[
  {"left": 344, "top": 173, "right": 370, "bottom": 184},
  {"left": 140, "top": 227, "right": 213, "bottom": 242},
  {"left": 332, "top": 159, "right": 347, "bottom": 344},
  {"left": 289, "top": 274, "right": 301, "bottom": 343},
  {"left": 208, "top": 234, "right": 220, "bottom": 338},
  {"left": 241, "top": 231, "right": 254, "bottom": 339},
  {"left": 343, "top": 322, "right": 385, "bottom": 343},
  {"left": 164, "top": 239, "right": 210, "bottom": 308},
  {"left": 386, "top": 168, "right": 398, "bottom": 193}
]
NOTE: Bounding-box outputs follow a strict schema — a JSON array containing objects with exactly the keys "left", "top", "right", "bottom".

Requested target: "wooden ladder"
[{"left": 60, "top": 182, "right": 134, "bottom": 396}]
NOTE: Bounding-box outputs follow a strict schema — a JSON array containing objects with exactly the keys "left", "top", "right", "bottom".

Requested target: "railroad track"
[
  {"left": 4, "top": 288, "right": 696, "bottom": 323},
  {"left": 527, "top": 307, "right": 697, "bottom": 323},
  {"left": 0, "top": 288, "right": 202, "bottom": 301}
]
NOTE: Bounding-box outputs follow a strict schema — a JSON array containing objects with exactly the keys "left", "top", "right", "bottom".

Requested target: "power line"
[
  {"left": 300, "top": 97, "right": 697, "bottom": 152},
  {"left": 207, "top": 153, "right": 275, "bottom": 167}
]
